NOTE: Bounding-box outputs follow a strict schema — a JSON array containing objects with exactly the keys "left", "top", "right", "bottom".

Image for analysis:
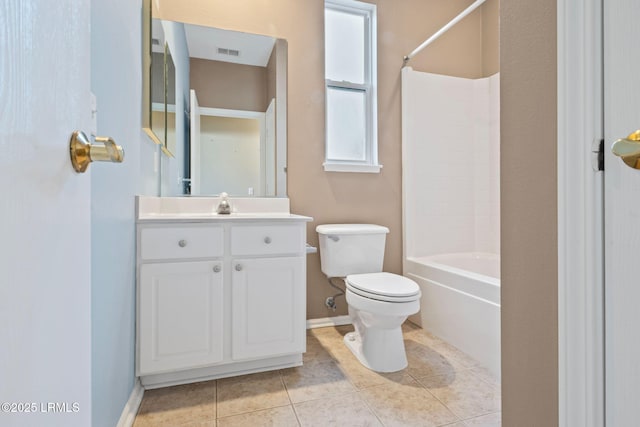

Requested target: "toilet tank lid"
[{"left": 316, "top": 224, "right": 390, "bottom": 235}]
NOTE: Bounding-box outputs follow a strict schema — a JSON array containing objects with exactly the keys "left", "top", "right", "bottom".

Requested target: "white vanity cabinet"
[
  {"left": 137, "top": 225, "right": 225, "bottom": 376},
  {"left": 230, "top": 224, "right": 306, "bottom": 360},
  {"left": 139, "top": 260, "right": 224, "bottom": 374},
  {"left": 136, "top": 216, "right": 310, "bottom": 389}
]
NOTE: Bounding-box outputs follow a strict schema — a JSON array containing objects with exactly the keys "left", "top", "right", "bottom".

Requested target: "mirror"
[
  {"left": 143, "top": 0, "right": 288, "bottom": 197},
  {"left": 149, "top": 20, "right": 177, "bottom": 154},
  {"left": 142, "top": 1, "right": 175, "bottom": 153}
]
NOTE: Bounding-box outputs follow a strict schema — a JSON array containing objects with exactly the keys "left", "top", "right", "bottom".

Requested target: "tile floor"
[{"left": 133, "top": 323, "right": 501, "bottom": 427}]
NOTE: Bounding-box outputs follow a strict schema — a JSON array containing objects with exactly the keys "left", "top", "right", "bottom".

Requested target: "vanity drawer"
[
  {"left": 140, "top": 226, "right": 224, "bottom": 260},
  {"left": 231, "top": 225, "right": 303, "bottom": 256}
]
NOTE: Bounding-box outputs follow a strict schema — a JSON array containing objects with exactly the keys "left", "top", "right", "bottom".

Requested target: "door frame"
[
  {"left": 557, "top": 0, "right": 605, "bottom": 425},
  {"left": 196, "top": 106, "right": 266, "bottom": 196}
]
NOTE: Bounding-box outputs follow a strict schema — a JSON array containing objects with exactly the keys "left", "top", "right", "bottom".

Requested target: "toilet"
[{"left": 316, "top": 224, "right": 421, "bottom": 372}]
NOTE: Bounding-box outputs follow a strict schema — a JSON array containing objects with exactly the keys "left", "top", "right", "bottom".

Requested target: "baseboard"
[
  {"left": 306, "top": 315, "right": 352, "bottom": 329},
  {"left": 116, "top": 378, "right": 144, "bottom": 427}
]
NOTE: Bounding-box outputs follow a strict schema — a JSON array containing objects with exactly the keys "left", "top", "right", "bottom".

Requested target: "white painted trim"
[
  {"left": 322, "top": 162, "right": 383, "bottom": 173},
  {"left": 324, "top": 0, "right": 378, "bottom": 171},
  {"left": 306, "top": 315, "right": 352, "bottom": 329},
  {"left": 116, "top": 379, "right": 145, "bottom": 427},
  {"left": 198, "top": 106, "right": 263, "bottom": 119},
  {"left": 141, "top": 354, "right": 302, "bottom": 389},
  {"left": 557, "top": 0, "right": 605, "bottom": 425}
]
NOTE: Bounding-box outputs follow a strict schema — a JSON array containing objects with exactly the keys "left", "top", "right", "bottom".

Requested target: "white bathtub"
[{"left": 405, "top": 252, "right": 501, "bottom": 377}]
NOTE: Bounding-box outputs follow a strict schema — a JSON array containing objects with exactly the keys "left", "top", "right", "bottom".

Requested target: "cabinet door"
[
  {"left": 139, "top": 261, "right": 224, "bottom": 375},
  {"left": 231, "top": 257, "right": 305, "bottom": 360}
]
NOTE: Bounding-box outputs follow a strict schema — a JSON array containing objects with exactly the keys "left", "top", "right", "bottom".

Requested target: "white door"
[
  {"left": 190, "top": 89, "right": 201, "bottom": 194},
  {"left": 604, "top": 1, "right": 640, "bottom": 424},
  {"left": 0, "top": 1, "right": 92, "bottom": 426},
  {"left": 138, "top": 261, "right": 224, "bottom": 375},
  {"left": 231, "top": 257, "right": 305, "bottom": 360}
]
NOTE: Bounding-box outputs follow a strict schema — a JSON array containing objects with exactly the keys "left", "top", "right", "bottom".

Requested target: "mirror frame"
[{"left": 142, "top": 0, "right": 172, "bottom": 156}]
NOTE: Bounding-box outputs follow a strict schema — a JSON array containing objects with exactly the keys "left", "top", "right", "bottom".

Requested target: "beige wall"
[
  {"left": 500, "top": 1, "right": 558, "bottom": 425},
  {"left": 157, "top": 0, "right": 496, "bottom": 319},
  {"left": 482, "top": 0, "right": 499, "bottom": 76},
  {"left": 190, "top": 59, "right": 268, "bottom": 111}
]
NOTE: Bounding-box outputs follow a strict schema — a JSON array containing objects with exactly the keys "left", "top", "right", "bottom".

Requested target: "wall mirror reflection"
[
  {"left": 150, "top": 19, "right": 177, "bottom": 154},
  {"left": 143, "top": 0, "right": 288, "bottom": 197}
]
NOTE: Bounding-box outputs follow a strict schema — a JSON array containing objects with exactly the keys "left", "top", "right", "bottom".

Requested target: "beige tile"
[
  {"left": 178, "top": 422, "right": 217, "bottom": 427},
  {"left": 217, "top": 405, "right": 299, "bottom": 427},
  {"left": 310, "top": 326, "right": 353, "bottom": 359},
  {"left": 282, "top": 360, "right": 356, "bottom": 403},
  {"left": 294, "top": 392, "right": 382, "bottom": 427},
  {"left": 133, "top": 380, "right": 216, "bottom": 427},
  {"left": 304, "top": 332, "right": 336, "bottom": 365},
  {"left": 469, "top": 366, "right": 500, "bottom": 388},
  {"left": 216, "top": 371, "right": 290, "bottom": 418},
  {"left": 404, "top": 338, "right": 461, "bottom": 378},
  {"left": 463, "top": 412, "right": 501, "bottom": 426},
  {"left": 310, "top": 325, "right": 353, "bottom": 341},
  {"left": 403, "top": 323, "right": 480, "bottom": 369},
  {"left": 332, "top": 348, "right": 415, "bottom": 390},
  {"left": 359, "top": 378, "right": 459, "bottom": 427},
  {"left": 418, "top": 370, "right": 501, "bottom": 420}
]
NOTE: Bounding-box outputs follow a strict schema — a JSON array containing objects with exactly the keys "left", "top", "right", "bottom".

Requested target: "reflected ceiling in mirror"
[{"left": 145, "top": 2, "right": 288, "bottom": 198}]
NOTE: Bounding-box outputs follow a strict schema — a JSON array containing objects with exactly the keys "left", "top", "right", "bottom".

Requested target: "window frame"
[{"left": 323, "top": 0, "right": 381, "bottom": 173}]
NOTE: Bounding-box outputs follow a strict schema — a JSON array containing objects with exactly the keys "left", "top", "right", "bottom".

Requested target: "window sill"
[{"left": 323, "top": 162, "right": 383, "bottom": 173}]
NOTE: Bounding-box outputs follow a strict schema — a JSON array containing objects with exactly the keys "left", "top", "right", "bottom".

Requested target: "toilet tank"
[{"left": 316, "top": 224, "right": 389, "bottom": 278}]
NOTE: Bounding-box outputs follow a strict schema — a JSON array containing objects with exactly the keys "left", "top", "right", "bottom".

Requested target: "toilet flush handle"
[{"left": 328, "top": 235, "right": 340, "bottom": 242}]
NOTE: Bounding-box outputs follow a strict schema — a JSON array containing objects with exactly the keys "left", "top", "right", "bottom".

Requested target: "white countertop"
[
  {"left": 137, "top": 212, "right": 313, "bottom": 222},
  {"left": 136, "top": 196, "right": 312, "bottom": 223}
]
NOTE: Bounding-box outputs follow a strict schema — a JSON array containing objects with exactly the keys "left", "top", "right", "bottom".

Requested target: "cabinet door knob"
[
  {"left": 264, "top": 236, "right": 272, "bottom": 244},
  {"left": 178, "top": 239, "right": 187, "bottom": 247},
  {"left": 235, "top": 264, "right": 243, "bottom": 272},
  {"left": 213, "top": 265, "right": 221, "bottom": 273}
]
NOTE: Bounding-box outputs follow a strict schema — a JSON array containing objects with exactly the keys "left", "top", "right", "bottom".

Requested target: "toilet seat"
[{"left": 346, "top": 272, "right": 421, "bottom": 303}]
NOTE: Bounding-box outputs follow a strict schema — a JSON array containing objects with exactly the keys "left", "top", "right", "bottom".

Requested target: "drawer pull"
[
  {"left": 213, "top": 265, "right": 221, "bottom": 273},
  {"left": 264, "top": 236, "right": 272, "bottom": 244},
  {"left": 235, "top": 264, "right": 243, "bottom": 272},
  {"left": 178, "top": 239, "right": 187, "bottom": 248}
]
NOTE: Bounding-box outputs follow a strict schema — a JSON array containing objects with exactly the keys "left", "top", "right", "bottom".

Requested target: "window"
[{"left": 324, "top": 0, "right": 380, "bottom": 173}]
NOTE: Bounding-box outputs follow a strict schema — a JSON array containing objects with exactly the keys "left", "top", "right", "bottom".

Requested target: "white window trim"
[{"left": 324, "top": 0, "right": 380, "bottom": 173}]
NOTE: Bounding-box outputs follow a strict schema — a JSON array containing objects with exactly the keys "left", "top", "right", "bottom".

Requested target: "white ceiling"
[
  {"left": 151, "top": 20, "right": 276, "bottom": 67},
  {"left": 184, "top": 24, "right": 276, "bottom": 67}
]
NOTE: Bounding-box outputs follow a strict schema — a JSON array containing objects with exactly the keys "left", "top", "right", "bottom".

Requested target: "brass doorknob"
[
  {"left": 70, "top": 131, "right": 124, "bottom": 173},
  {"left": 611, "top": 130, "right": 640, "bottom": 170}
]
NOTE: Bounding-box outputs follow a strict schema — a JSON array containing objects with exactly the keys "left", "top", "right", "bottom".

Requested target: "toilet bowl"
[
  {"left": 343, "top": 272, "right": 420, "bottom": 372},
  {"left": 316, "top": 224, "right": 421, "bottom": 373}
]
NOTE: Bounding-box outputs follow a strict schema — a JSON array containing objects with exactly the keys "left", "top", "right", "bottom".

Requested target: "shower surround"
[{"left": 402, "top": 68, "right": 500, "bottom": 376}]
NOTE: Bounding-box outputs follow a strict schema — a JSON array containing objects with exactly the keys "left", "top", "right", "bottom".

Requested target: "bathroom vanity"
[{"left": 135, "top": 196, "right": 312, "bottom": 388}]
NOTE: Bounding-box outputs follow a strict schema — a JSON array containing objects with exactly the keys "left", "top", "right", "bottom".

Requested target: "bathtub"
[{"left": 405, "top": 252, "right": 501, "bottom": 377}]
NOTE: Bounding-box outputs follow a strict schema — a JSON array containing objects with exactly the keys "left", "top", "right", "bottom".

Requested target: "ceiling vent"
[{"left": 217, "top": 47, "right": 240, "bottom": 57}]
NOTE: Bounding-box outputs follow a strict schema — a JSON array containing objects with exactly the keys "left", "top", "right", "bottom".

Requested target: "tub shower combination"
[{"left": 401, "top": 68, "right": 501, "bottom": 377}]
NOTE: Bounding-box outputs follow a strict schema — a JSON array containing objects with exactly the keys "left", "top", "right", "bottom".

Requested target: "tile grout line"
[
  {"left": 354, "top": 388, "right": 389, "bottom": 427},
  {"left": 412, "top": 374, "right": 465, "bottom": 424},
  {"left": 279, "top": 369, "right": 303, "bottom": 426},
  {"left": 414, "top": 369, "right": 502, "bottom": 423}
]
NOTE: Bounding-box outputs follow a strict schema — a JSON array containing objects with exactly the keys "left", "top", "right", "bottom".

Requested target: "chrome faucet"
[{"left": 216, "top": 192, "right": 231, "bottom": 214}]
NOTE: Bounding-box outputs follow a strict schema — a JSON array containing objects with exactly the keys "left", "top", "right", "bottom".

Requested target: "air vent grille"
[{"left": 217, "top": 47, "right": 240, "bottom": 57}]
